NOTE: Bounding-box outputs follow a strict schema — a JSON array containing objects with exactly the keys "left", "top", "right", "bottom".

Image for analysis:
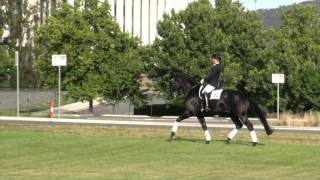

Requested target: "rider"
[{"left": 200, "top": 53, "right": 222, "bottom": 111}]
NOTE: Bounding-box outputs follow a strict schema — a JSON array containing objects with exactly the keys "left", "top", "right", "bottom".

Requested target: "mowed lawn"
[{"left": 1, "top": 124, "right": 320, "bottom": 180}]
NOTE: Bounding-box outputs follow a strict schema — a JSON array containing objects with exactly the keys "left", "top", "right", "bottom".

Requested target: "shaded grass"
[{"left": 0, "top": 124, "right": 320, "bottom": 179}]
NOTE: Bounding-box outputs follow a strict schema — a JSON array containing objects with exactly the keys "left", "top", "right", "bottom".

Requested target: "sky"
[
  {"left": 211, "top": 0, "right": 314, "bottom": 10},
  {"left": 240, "top": 0, "right": 313, "bottom": 10}
]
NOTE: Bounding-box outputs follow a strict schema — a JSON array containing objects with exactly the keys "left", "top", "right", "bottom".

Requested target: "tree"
[
  {"left": 149, "top": 0, "right": 268, "bottom": 107},
  {"left": 0, "top": 0, "right": 42, "bottom": 88},
  {"left": 0, "top": 0, "right": 14, "bottom": 86},
  {"left": 0, "top": 44, "right": 14, "bottom": 85},
  {"left": 35, "top": 1, "right": 144, "bottom": 113},
  {"left": 149, "top": 0, "right": 229, "bottom": 99},
  {"left": 267, "top": 5, "right": 320, "bottom": 112}
]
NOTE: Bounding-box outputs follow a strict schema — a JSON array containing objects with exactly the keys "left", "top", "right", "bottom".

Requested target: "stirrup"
[{"left": 205, "top": 106, "right": 211, "bottom": 112}]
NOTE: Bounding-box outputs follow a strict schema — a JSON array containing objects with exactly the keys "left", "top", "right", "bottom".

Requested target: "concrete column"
[
  {"left": 125, "top": 0, "right": 133, "bottom": 34},
  {"left": 149, "top": 0, "right": 157, "bottom": 43},
  {"left": 141, "top": 0, "right": 149, "bottom": 44},
  {"left": 116, "top": 0, "right": 124, "bottom": 31},
  {"left": 109, "top": 0, "right": 115, "bottom": 16},
  {"left": 133, "top": 0, "right": 141, "bottom": 38}
]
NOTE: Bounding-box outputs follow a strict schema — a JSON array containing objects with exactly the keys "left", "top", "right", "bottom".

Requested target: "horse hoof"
[
  {"left": 267, "top": 129, "right": 274, "bottom": 136},
  {"left": 252, "top": 142, "right": 258, "bottom": 146},
  {"left": 226, "top": 138, "right": 232, "bottom": 144},
  {"left": 170, "top": 132, "right": 176, "bottom": 140},
  {"left": 205, "top": 141, "right": 211, "bottom": 144}
]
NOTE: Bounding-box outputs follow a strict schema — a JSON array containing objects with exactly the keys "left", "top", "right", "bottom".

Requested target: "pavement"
[
  {"left": 1, "top": 115, "right": 320, "bottom": 135},
  {"left": 31, "top": 100, "right": 134, "bottom": 116}
]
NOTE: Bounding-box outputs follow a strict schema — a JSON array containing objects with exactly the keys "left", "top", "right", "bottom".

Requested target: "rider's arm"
[{"left": 205, "top": 65, "right": 221, "bottom": 82}]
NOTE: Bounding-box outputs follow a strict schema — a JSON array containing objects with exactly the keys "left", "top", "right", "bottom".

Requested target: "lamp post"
[
  {"left": 13, "top": 2, "right": 20, "bottom": 117},
  {"left": 15, "top": 50, "right": 19, "bottom": 117}
]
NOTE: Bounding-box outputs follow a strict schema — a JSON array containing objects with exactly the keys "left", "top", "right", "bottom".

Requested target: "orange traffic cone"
[{"left": 50, "top": 100, "right": 55, "bottom": 118}]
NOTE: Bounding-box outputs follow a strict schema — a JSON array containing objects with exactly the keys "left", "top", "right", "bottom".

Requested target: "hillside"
[{"left": 258, "top": 0, "right": 320, "bottom": 28}]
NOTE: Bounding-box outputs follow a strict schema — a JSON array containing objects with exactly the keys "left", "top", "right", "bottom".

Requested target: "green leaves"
[
  {"left": 149, "top": 0, "right": 320, "bottom": 112},
  {"left": 267, "top": 4, "right": 320, "bottom": 112},
  {"left": 149, "top": 0, "right": 267, "bottom": 100},
  {"left": 35, "top": 1, "right": 143, "bottom": 107}
]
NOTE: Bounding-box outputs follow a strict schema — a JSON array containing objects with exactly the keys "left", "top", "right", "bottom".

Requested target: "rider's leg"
[
  {"left": 204, "top": 92, "right": 211, "bottom": 111},
  {"left": 201, "top": 84, "right": 215, "bottom": 111}
]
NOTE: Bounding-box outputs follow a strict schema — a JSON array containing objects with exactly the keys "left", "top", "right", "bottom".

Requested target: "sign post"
[
  {"left": 272, "top": 74, "right": 285, "bottom": 121},
  {"left": 52, "top": 54, "right": 67, "bottom": 119},
  {"left": 15, "top": 51, "right": 19, "bottom": 117}
]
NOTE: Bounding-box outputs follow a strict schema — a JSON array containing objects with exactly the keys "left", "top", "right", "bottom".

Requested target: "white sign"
[
  {"left": 52, "top": 54, "right": 67, "bottom": 66},
  {"left": 272, "top": 74, "right": 285, "bottom": 83}
]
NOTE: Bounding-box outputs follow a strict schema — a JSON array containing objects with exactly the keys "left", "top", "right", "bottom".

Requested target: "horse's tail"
[{"left": 250, "top": 102, "right": 274, "bottom": 136}]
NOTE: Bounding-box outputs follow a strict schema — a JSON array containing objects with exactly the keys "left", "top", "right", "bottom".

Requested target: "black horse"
[{"left": 169, "top": 72, "right": 274, "bottom": 146}]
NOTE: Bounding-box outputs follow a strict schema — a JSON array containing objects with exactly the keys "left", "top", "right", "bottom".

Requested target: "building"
[
  {"left": 27, "top": 0, "right": 198, "bottom": 45},
  {"left": 108, "top": 0, "right": 196, "bottom": 44}
]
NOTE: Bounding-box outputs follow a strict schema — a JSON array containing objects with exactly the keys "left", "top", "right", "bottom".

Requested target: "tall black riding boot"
[{"left": 204, "top": 92, "right": 211, "bottom": 111}]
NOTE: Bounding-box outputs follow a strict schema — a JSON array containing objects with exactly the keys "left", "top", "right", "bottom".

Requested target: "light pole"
[
  {"left": 13, "top": 2, "right": 20, "bottom": 117},
  {"left": 15, "top": 51, "right": 19, "bottom": 117}
]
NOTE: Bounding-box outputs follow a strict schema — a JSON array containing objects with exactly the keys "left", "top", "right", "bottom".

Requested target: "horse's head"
[
  {"left": 170, "top": 73, "right": 197, "bottom": 98},
  {"left": 170, "top": 76, "right": 181, "bottom": 99}
]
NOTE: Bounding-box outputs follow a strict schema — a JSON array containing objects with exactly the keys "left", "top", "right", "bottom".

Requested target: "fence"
[
  {"left": 281, "top": 111, "right": 320, "bottom": 127},
  {"left": 0, "top": 88, "right": 57, "bottom": 112},
  {"left": 0, "top": 88, "right": 167, "bottom": 116}
]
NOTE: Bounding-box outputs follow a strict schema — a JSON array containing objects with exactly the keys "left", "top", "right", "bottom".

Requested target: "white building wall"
[
  {"left": 116, "top": 0, "right": 124, "bottom": 31},
  {"left": 124, "top": 0, "right": 133, "bottom": 34},
  {"left": 67, "top": 0, "right": 74, "bottom": 6},
  {"left": 149, "top": 0, "right": 157, "bottom": 44},
  {"left": 109, "top": 0, "right": 115, "bottom": 16},
  {"left": 164, "top": 0, "right": 173, "bottom": 14},
  {"left": 109, "top": 0, "right": 195, "bottom": 44},
  {"left": 157, "top": 0, "right": 165, "bottom": 21},
  {"left": 141, "top": 0, "right": 149, "bottom": 44},
  {"left": 132, "top": 0, "right": 141, "bottom": 38},
  {"left": 25, "top": 0, "right": 195, "bottom": 45}
]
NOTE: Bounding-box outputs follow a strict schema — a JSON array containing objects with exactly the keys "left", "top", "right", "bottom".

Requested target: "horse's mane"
[
  {"left": 174, "top": 72, "right": 197, "bottom": 86},
  {"left": 186, "top": 83, "right": 201, "bottom": 98}
]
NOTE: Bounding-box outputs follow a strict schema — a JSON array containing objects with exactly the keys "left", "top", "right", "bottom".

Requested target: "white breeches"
[
  {"left": 199, "top": 84, "right": 215, "bottom": 99},
  {"left": 202, "top": 84, "right": 215, "bottom": 94}
]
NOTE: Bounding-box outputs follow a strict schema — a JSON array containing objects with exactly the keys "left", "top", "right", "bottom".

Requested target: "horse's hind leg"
[
  {"left": 240, "top": 116, "right": 258, "bottom": 146},
  {"left": 170, "top": 111, "right": 190, "bottom": 140},
  {"left": 227, "top": 115, "right": 243, "bottom": 144},
  {"left": 197, "top": 115, "right": 212, "bottom": 144}
]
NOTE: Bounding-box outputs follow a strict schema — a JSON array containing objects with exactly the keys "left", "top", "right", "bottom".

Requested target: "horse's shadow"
[
  {"left": 166, "top": 137, "right": 203, "bottom": 144},
  {"left": 166, "top": 137, "right": 265, "bottom": 146}
]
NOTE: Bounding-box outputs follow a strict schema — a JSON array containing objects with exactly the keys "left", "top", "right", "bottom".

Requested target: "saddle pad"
[{"left": 210, "top": 89, "right": 223, "bottom": 100}]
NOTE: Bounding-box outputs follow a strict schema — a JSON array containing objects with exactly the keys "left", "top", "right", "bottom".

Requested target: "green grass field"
[{"left": 1, "top": 124, "right": 320, "bottom": 180}]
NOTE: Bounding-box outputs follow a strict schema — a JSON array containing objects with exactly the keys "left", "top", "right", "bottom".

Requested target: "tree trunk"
[{"left": 89, "top": 99, "right": 94, "bottom": 115}]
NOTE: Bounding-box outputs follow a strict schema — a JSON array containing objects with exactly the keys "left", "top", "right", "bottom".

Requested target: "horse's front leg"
[
  {"left": 197, "top": 115, "right": 212, "bottom": 144},
  {"left": 170, "top": 111, "right": 191, "bottom": 140},
  {"left": 227, "top": 114, "right": 243, "bottom": 144}
]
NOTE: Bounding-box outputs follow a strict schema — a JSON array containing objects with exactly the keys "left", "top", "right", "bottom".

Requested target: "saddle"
[
  {"left": 209, "top": 89, "right": 223, "bottom": 100},
  {"left": 199, "top": 85, "right": 223, "bottom": 100}
]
